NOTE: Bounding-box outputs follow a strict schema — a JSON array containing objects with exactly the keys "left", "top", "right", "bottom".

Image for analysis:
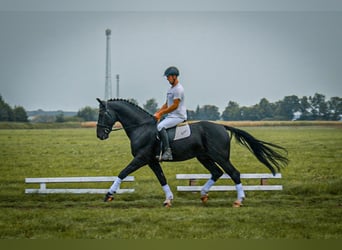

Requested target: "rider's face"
[{"left": 166, "top": 75, "right": 177, "bottom": 85}]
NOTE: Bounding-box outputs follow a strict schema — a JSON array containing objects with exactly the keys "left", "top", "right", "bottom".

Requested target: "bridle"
[
  {"left": 97, "top": 108, "right": 117, "bottom": 135},
  {"left": 97, "top": 106, "right": 157, "bottom": 136}
]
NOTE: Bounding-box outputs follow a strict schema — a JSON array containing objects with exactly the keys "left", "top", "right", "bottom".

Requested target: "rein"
[
  {"left": 120, "top": 118, "right": 156, "bottom": 132},
  {"left": 97, "top": 111, "right": 155, "bottom": 133}
]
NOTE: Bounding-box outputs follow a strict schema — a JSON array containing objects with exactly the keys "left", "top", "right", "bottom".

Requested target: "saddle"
[
  {"left": 155, "top": 122, "right": 192, "bottom": 161},
  {"left": 166, "top": 122, "right": 191, "bottom": 141}
]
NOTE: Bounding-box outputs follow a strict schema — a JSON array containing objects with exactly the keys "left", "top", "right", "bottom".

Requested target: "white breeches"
[{"left": 157, "top": 117, "right": 184, "bottom": 131}]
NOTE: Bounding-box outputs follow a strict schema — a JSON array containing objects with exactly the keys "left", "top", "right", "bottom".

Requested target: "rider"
[{"left": 154, "top": 66, "right": 187, "bottom": 161}]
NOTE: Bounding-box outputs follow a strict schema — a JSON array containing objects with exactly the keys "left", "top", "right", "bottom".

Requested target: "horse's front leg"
[
  {"left": 104, "top": 157, "right": 146, "bottom": 202},
  {"left": 148, "top": 161, "right": 173, "bottom": 207}
]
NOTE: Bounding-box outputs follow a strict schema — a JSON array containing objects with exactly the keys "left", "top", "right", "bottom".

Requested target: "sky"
[{"left": 1, "top": 0, "right": 342, "bottom": 112}]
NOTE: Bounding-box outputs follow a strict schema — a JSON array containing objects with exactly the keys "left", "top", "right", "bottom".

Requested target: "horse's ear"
[{"left": 96, "top": 98, "right": 105, "bottom": 108}]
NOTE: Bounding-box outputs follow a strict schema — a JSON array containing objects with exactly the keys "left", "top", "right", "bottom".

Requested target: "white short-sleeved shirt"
[{"left": 166, "top": 83, "right": 187, "bottom": 120}]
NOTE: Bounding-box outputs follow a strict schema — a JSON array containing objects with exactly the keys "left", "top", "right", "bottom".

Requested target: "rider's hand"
[{"left": 154, "top": 112, "right": 162, "bottom": 121}]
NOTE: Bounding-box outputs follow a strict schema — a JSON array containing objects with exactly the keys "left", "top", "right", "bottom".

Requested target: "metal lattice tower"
[{"left": 104, "top": 29, "right": 112, "bottom": 100}]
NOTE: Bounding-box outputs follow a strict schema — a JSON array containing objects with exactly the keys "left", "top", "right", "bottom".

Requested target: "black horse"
[{"left": 96, "top": 98, "right": 288, "bottom": 207}]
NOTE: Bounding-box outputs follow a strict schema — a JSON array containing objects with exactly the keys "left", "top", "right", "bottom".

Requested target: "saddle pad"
[{"left": 174, "top": 124, "right": 191, "bottom": 140}]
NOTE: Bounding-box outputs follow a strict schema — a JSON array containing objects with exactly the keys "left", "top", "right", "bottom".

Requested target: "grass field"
[{"left": 0, "top": 125, "right": 341, "bottom": 239}]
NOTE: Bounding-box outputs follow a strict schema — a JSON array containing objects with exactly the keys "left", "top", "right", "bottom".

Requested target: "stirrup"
[{"left": 160, "top": 148, "right": 173, "bottom": 161}]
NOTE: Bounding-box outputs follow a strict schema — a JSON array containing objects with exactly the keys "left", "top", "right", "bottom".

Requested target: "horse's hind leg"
[
  {"left": 216, "top": 158, "right": 245, "bottom": 206},
  {"left": 196, "top": 156, "right": 223, "bottom": 203}
]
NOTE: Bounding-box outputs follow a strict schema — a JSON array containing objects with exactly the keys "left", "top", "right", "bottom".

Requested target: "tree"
[
  {"left": 0, "top": 95, "right": 14, "bottom": 121},
  {"left": 276, "top": 95, "right": 301, "bottom": 120},
  {"left": 327, "top": 96, "right": 342, "bottom": 120},
  {"left": 55, "top": 112, "right": 65, "bottom": 123},
  {"left": 310, "top": 93, "right": 328, "bottom": 120},
  {"left": 0, "top": 94, "right": 28, "bottom": 122},
  {"left": 194, "top": 105, "right": 200, "bottom": 120},
  {"left": 13, "top": 106, "right": 28, "bottom": 122},
  {"left": 298, "top": 96, "right": 312, "bottom": 120},
  {"left": 143, "top": 98, "right": 158, "bottom": 114},
  {"left": 186, "top": 110, "right": 196, "bottom": 120},
  {"left": 77, "top": 106, "right": 98, "bottom": 121},
  {"left": 258, "top": 98, "right": 274, "bottom": 120},
  {"left": 240, "top": 105, "right": 260, "bottom": 121},
  {"left": 221, "top": 101, "right": 241, "bottom": 121},
  {"left": 196, "top": 105, "right": 220, "bottom": 120}
]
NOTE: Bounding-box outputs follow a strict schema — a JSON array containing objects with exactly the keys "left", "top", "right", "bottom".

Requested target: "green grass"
[{"left": 0, "top": 126, "right": 341, "bottom": 239}]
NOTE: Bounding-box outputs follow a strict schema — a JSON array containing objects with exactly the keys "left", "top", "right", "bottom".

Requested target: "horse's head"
[{"left": 96, "top": 98, "right": 117, "bottom": 140}]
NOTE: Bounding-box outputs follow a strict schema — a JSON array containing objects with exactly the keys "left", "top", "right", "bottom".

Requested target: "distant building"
[{"left": 292, "top": 111, "right": 302, "bottom": 121}]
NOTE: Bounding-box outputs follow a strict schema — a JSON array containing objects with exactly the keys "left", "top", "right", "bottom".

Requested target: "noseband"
[{"left": 97, "top": 109, "right": 117, "bottom": 134}]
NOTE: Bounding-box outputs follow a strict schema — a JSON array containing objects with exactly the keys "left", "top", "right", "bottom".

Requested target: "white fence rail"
[
  {"left": 25, "top": 176, "right": 135, "bottom": 194},
  {"left": 176, "top": 173, "right": 282, "bottom": 192}
]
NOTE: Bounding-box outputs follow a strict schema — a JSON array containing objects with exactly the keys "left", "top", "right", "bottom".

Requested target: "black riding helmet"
[{"left": 164, "top": 66, "right": 179, "bottom": 77}]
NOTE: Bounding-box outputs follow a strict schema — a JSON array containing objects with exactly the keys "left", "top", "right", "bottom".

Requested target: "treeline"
[
  {"left": 0, "top": 94, "right": 98, "bottom": 123},
  {"left": 27, "top": 107, "right": 98, "bottom": 123},
  {"left": 1, "top": 93, "right": 341, "bottom": 122},
  {"left": 144, "top": 93, "right": 342, "bottom": 121},
  {"left": 220, "top": 93, "right": 342, "bottom": 121}
]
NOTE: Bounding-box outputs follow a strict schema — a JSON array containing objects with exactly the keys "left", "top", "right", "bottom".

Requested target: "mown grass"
[{"left": 0, "top": 126, "right": 341, "bottom": 239}]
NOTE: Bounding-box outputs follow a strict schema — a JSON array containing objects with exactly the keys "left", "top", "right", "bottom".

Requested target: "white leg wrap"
[
  {"left": 201, "top": 179, "right": 215, "bottom": 196},
  {"left": 162, "top": 184, "right": 173, "bottom": 199},
  {"left": 109, "top": 177, "right": 122, "bottom": 194},
  {"left": 236, "top": 183, "right": 245, "bottom": 201}
]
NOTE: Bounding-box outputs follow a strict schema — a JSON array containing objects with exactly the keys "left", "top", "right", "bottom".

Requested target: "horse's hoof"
[
  {"left": 163, "top": 199, "right": 172, "bottom": 208},
  {"left": 200, "top": 194, "right": 209, "bottom": 204},
  {"left": 104, "top": 192, "right": 114, "bottom": 202},
  {"left": 232, "top": 200, "right": 243, "bottom": 207}
]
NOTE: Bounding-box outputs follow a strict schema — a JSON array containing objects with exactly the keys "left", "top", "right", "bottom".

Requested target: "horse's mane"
[{"left": 108, "top": 98, "right": 154, "bottom": 117}]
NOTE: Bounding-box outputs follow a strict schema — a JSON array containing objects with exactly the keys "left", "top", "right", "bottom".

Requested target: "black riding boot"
[{"left": 158, "top": 128, "right": 173, "bottom": 161}]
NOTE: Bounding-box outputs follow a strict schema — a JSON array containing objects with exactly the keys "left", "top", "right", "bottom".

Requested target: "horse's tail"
[{"left": 224, "top": 125, "right": 289, "bottom": 175}]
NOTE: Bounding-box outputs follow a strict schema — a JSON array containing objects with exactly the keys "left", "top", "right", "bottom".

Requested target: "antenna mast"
[
  {"left": 104, "top": 29, "right": 112, "bottom": 100},
  {"left": 116, "top": 74, "right": 120, "bottom": 98}
]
